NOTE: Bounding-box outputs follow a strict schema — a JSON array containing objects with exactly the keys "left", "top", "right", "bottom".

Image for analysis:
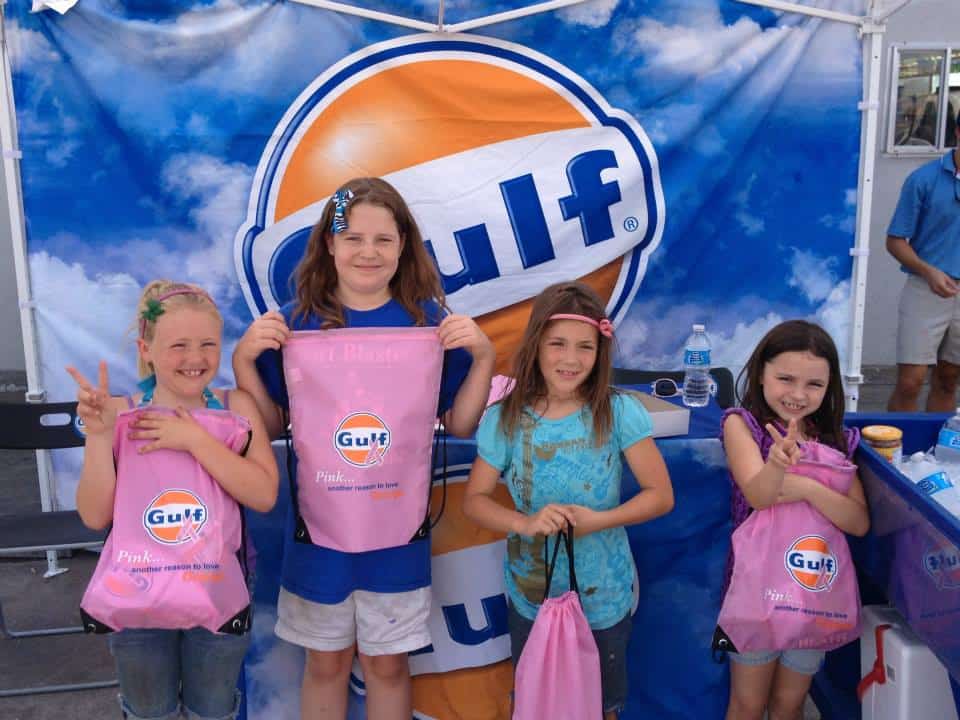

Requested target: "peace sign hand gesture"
[
  {"left": 66, "top": 361, "right": 116, "bottom": 436},
  {"left": 765, "top": 418, "right": 802, "bottom": 471}
]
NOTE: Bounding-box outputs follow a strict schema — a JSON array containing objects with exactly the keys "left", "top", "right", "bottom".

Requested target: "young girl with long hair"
[
  {"left": 232, "top": 177, "right": 494, "bottom": 720},
  {"left": 721, "top": 320, "right": 869, "bottom": 720},
  {"left": 462, "top": 280, "right": 674, "bottom": 720}
]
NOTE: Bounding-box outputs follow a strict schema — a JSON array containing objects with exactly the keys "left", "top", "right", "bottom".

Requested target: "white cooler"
[{"left": 859, "top": 605, "right": 958, "bottom": 720}]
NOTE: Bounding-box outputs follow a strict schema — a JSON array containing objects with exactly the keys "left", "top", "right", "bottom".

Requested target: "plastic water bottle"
[
  {"left": 682, "top": 324, "right": 712, "bottom": 408},
  {"left": 900, "top": 451, "right": 960, "bottom": 517},
  {"left": 935, "top": 408, "right": 960, "bottom": 466}
]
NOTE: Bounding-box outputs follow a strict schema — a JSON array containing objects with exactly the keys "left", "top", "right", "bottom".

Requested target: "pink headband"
[
  {"left": 548, "top": 313, "right": 614, "bottom": 338},
  {"left": 139, "top": 288, "right": 216, "bottom": 338}
]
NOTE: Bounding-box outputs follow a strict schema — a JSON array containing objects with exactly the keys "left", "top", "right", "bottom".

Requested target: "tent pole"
[
  {"left": 0, "top": 7, "right": 65, "bottom": 577},
  {"left": 445, "top": 0, "right": 590, "bottom": 33},
  {"left": 845, "top": 2, "right": 886, "bottom": 412},
  {"left": 290, "top": 0, "right": 439, "bottom": 32}
]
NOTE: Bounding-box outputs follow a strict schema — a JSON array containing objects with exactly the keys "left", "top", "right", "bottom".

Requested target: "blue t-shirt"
[
  {"left": 888, "top": 150, "right": 960, "bottom": 277},
  {"left": 476, "top": 391, "right": 653, "bottom": 630},
  {"left": 256, "top": 298, "right": 472, "bottom": 603}
]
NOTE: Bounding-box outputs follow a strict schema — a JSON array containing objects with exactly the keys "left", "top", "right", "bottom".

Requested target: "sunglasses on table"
[{"left": 648, "top": 377, "right": 717, "bottom": 399}]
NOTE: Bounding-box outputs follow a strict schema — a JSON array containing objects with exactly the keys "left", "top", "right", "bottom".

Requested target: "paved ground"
[{"left": 0, "top": 367, "right": 906, "bottom": 719}]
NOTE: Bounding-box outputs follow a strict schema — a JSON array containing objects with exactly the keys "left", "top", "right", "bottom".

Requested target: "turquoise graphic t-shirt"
[{"left": 476, "top": 391, "right": 653, "bottom": 629}]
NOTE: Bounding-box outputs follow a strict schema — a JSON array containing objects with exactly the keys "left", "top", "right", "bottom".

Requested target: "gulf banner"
[{"left": 9, "top": 1, "right": 864, "bottom": 719}]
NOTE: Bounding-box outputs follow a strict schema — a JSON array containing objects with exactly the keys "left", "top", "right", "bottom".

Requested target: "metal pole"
[
  {"left": 289, "top": 0, "right": 439, "bottom": 32},
  {"left": 445, "top": 0, "right": 589, "bottom": 34},
  {"left": 0, "top": 6, "right": 64, "bottom": 577},
  {"left": 845, "top": 2, "right": 886, "bottom": 411}
]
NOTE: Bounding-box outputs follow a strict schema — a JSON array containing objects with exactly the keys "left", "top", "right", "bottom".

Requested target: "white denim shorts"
[
  {"left": 275, "top": 586, "right": 431, "bottom": 656},
  {"left": 897, "top": 274, "right": 960, "bottom": 365}
]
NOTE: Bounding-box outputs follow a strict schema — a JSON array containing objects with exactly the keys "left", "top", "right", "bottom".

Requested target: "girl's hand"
[
  {"left": 234, "top": 310, "right": 290, "bottom": 363},
  {"left": 515, "top": 503, "right": 576, "bottom": 538},
  {"left": 566, "top": 505, "right": 603, "bottom": 537},
  {"left": 775, "top": 473, "right": 812, "bottom": 505},
  {"left": 765, "top": 418, "right": 802, "bottom": 470},
  {"left": 66, "top": 361, "right": 116, "bottom": 436},
  {"left": 437, "top": 314, "right": 495, "bottom": 362},
  {"left": 130, "top": 407, "right": 206, "bottom": 454}
]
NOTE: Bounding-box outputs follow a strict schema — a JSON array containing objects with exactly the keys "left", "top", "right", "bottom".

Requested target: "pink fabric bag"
[
  {"left": 717, "top": 441, "right": 861, "bottom": 652},
  {"left": 80, "top": 407, "right": 252, "bottom": 634},
  {"left": 282, "top": 326, "right": 443, "bottom": 553},
  {"left": 514, "top": 529, "right": 603, "bottom": 720}
]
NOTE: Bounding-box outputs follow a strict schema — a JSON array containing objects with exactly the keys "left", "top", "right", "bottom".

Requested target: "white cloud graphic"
[
  {"left": 559, "top": 0, "right": 619, "bottom": 27},
  {"left": 788, "top": 248, "right": 839, "bottom": 303},
  {"left": 245, "top": 604, "right": 303, "bottom": 720},
  {"left": 160, "top": 152, "right": 253, "bottom": 300}
]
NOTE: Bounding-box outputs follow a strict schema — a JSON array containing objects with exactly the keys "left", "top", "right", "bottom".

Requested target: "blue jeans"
[{"left": 108, "top": 628, "right": 250, "bottom": 719}]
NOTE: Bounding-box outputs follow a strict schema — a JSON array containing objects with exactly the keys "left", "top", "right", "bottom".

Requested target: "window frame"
[{"left": 885, "top": 43, "right": 958, "bottom": 157}]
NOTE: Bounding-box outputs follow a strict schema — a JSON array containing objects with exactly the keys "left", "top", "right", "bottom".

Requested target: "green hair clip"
[{"left": 139, "top": 298, "right": 165, "bottom": 334}]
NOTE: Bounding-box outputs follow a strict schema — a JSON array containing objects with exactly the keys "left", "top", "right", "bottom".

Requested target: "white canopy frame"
[{"left": 5, "top": 0, "right": 915, "bottom": 576}]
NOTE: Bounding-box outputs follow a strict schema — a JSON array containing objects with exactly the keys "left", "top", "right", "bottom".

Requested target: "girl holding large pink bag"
[
  {"left": 232, "top": 177, "right": 495, "bottom": 720},
  {"left": 68, "top": 280, "right": 278, "bottom": 720},
  {"left": 715, "top": 321, "right": 870, "bottom": 720}
]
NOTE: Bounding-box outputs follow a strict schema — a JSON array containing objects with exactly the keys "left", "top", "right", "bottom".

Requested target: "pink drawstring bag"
[
  {"left": 514, "top": 529, "right": 603, "bottom": 720},
  {"left": 80, "top": 407, "right": 252, "bottom": 635},
  {"left": 282, "top": 327, "right": 443, "bottom": 553},
  {"left": 716, "top": 441, "right": 861, "bottom": 653}
]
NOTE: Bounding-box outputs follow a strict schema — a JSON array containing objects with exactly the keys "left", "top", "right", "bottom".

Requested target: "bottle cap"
[
  {"left": 692, "top": 323, "right": 705, "bottom": 332},
  {"left": 862, "top": 425, "right": 903, "bottom": 443}
]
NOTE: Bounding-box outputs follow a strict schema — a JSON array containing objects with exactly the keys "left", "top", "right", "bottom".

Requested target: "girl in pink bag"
[
  {"left": 463, "top": 281, "right": 675, "bottom": 720},
  {"left": 68, "top": 280, "right": 278, "bottom": 720},
  {"left": 232, "top": 177, "right": 495, "bottom": 720},
  {"left": 718, "top": 320, "right": 870, "bottom": 720}
]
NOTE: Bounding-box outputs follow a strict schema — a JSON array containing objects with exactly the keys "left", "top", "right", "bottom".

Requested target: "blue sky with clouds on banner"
[{"left": 10, "top": 0, "right": 862, "bottom": 420}]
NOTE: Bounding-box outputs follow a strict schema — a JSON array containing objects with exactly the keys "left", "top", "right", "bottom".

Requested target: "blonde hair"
[{"left": 136, "top": 280, "right": 222, "bottom": 378}]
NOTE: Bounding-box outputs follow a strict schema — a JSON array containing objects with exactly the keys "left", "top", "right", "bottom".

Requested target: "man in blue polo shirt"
[{"left": 887, "top": 110, "right": 960, "bottom": 411}]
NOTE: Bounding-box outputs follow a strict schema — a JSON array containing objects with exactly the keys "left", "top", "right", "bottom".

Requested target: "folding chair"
[
  {"left": 612, "top": 367, "right": 737, "bottom": 409},
  {"left": 0, "top": 400, "right": 116, "bottom": 696}
]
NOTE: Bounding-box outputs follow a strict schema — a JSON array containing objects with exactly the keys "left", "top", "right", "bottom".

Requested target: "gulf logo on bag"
[
  {"left": 235, "top": 34, "right": 664, "bottom": 373},
  {"left": 923, "top": 543, "right": 960, "bottom": 590},
  {"left": 143, "top": 489, "right": 208, "bottom": 545},
  {"left": 334, "top": 412, "right": 391, "bottom": 467},
  {"left": 785, "top": 535, "right": 838, "bottom": 592}
]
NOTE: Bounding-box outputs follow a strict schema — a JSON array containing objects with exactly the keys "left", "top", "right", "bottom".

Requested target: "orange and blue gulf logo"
[
  {"left": 334, "top": 412, "right": 391, "bottom": 468},
  {"left": 142, "top": 489, "right": 208, "bottom": 545},
  {"left": 924, "top": 543, "right": 960, "bottom": 590},
  {"left": 784, "top": 535, "right": 837, "bottom": 592},
  {"left": 235, "top": 34, "right": 664, "bottom": 372}
]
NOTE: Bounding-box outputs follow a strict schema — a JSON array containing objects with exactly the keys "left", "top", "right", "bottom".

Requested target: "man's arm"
[{"left": 887, "top": 235, "right": 959, "bottom": 298}]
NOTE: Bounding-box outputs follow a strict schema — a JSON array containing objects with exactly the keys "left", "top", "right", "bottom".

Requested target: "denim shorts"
[
  {"left": 508, "top": 602, "right": 632, "bottom": 714},
  {"left": 108, "top": 627, "right": 250, "bottom": 720},
  {"left": 729, "top": 647, "right": 825, "bottom": 676}
]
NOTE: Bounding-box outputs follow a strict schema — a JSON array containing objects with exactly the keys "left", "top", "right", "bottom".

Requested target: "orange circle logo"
[
  {"left": 334, "top": 412, "right": 391, "bottom": 467},
  {"left": 785, "top": 535, "right": 837, "bottom": 592},
  {"left": 236, "top": 34, "right": 664, "bottom": 374},
  {"left": 142, "top": 489, "right": 208, "bottom": 545}
]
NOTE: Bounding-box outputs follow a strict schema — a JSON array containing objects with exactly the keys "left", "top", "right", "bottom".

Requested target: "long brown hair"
[
  {"left": 737, "top": 319, "right": 847, "bottom": 454},
  {"left": 499, "top": 281, "right": 616, "bottom": 446},
  {"left": 292, "top": 177, "right": 446, "bottom": 327}
]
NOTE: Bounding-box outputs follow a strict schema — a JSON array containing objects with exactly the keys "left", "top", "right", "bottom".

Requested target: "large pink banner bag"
[
  {"left": 80, "top": 406, "right": 252, "bottom": 635},
  {"left": 717, "top": 441, "right": 861, "bottom": 653},
  {"left": 282, "top": 327, "right": 443, "bottom": 553},
  {"left": 514, "top": 528, "right": 603, "bottom": 720}
]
